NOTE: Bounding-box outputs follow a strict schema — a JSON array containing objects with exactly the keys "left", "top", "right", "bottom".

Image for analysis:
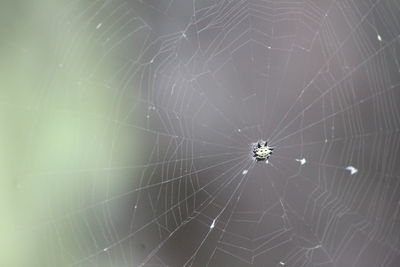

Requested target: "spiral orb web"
[{"left": 32, "top": 1, "right": 400, "bottom": 266}]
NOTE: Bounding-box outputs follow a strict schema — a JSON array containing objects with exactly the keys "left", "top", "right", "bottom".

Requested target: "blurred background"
[
  {"left": 1, "top": 0, "right": 141, "bottom": 265},
  {"left": 1, "top": 0, "right": 400, "bottom": 266}
]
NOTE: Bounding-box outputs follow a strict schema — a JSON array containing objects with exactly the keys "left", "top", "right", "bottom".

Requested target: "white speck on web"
[
  {"left": 210, "top": 218, "right": 216, "bottom": 229},
  {"left": 346, "top": 166, "right": 358, "bottom": 175},
  {"left": 279, "top": 261, "right": 285, "bottom": 265},
  {"left": 377, "top": 34, "right": 382, "bottom": 41},
  {"left": 96, "top": 23, "right": 102, "bottom": 29},
  {"left": 296, "top": 158, "right": 306, "bottom": 165},
  {"left": 103, "top": 247, "right": 108, "bottom": 252},
  {"left": 242, "top": 170, "right": 248, "bottom": 175}
]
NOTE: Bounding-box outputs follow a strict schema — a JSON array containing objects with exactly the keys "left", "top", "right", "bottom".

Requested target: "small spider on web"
[{"left": 252, "top": 141, "right": 274, "bottom": 162}]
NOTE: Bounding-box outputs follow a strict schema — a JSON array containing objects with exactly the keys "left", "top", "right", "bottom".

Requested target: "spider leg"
[{"left": 257, "top": 143, "right": 261, "bottom": 148}]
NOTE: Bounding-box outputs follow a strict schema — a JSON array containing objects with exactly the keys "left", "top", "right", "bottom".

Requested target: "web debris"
[
  {"left": 210, "top": 218, "right": 216, "bottom": 229},
  {"left": 295, "top": 158, "right": 307, "bottom": 165},
  {"left": 346, "top": 166, "right": 358, "bottom": 175}
]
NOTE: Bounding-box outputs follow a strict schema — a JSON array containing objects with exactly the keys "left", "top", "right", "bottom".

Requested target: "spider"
[{"left": 253, "top": 141, "right": 274, "bottom": 161}]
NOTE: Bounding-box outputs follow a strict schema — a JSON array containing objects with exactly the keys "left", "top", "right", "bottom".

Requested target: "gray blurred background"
[{"left": 1, "top": 0, "right": 400, "bottom": 266}]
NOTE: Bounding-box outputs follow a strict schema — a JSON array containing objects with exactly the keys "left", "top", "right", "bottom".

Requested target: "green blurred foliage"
[{"left": 0, "top": 1, "right": 138, "bottom": 266}]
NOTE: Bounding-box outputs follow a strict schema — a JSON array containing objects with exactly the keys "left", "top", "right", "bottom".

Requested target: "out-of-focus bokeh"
[{"left": 1, "top": 1, "right": 140, "bottom": 266}]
